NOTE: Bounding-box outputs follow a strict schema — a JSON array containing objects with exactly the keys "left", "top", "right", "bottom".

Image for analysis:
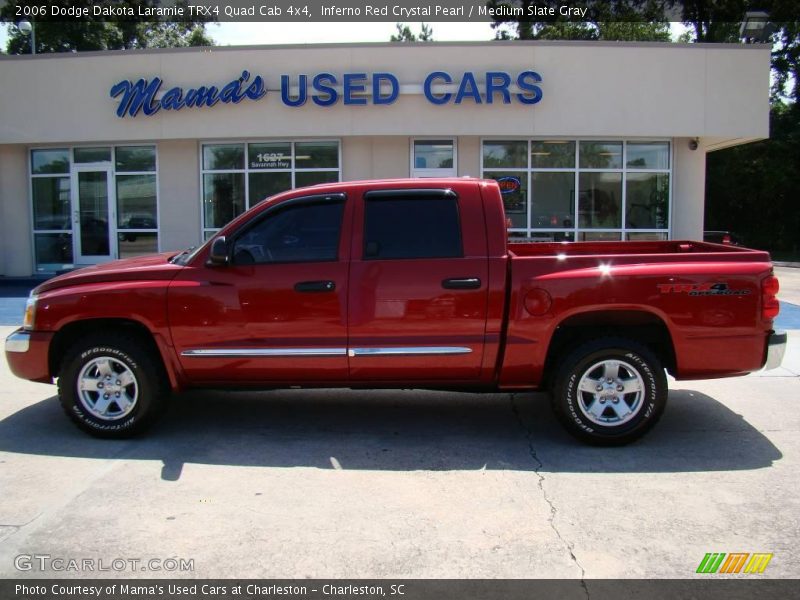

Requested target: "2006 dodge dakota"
[{"left": 5, "top": 178, "right": 786, "bottom": 444}]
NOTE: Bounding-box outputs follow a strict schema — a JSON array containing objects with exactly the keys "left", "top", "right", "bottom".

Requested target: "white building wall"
[
  {"left": 672, "top": 137, "right": 708, "bottom": 240},
  {"left": 0, "top": 145, "right": 33, "bottom": 277},
  {"left": 157, "top": 140, "right": 202, "bottom": 252}
]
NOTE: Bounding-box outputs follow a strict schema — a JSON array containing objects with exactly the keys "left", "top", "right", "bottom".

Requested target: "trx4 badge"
[{"left": 657, "top": 282, "right": 751, "bottom": 296}]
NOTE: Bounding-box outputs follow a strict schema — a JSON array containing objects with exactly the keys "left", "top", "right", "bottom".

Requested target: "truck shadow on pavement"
[{"left": 0, "top": 388, "right": 782, "bottom": 481}]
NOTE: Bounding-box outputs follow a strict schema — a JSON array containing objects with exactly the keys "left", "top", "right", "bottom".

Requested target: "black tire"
[
  {"left": 551, "top": 337, "right": 667, "bottom": 445},
  {"left": 57, "top": 333, "right": 168, "bottom": 438}
]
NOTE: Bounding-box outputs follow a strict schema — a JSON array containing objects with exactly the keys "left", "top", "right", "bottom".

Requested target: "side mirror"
[{"left": 207, "top": 236, "right": 229, "bottom": 266}]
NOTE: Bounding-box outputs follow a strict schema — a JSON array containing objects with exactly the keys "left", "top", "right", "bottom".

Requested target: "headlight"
[{"left": 23, "top": 294, "right": 37, "bottom": 330}]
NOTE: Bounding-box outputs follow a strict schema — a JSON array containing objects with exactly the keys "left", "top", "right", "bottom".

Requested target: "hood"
[{"left": 34, "top": 252, "right": 185, "bottom": 294}]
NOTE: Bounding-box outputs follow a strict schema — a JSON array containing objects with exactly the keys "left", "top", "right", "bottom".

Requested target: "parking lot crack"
[{"left": 510, "top": 394, "right": 589, "bottom": 600}]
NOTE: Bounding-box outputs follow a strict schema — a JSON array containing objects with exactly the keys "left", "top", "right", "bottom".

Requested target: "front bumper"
[
  {"left": 4, "top": 328, "right": 54, "bottom": 383},
  {"left": 764, "top": 330, "right": 787, "bottom": 371}
]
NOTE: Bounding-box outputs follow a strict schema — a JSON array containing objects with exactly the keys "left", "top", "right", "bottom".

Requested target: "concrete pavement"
[{"left": 1, "top": 325, "right": 798, "bottom": 580}]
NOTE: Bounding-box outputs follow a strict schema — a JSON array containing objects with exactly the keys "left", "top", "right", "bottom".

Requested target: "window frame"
[
  {"left": 28, "top": 144, "right": 160, "bottom": 273},
  {"left": 410, "top": 137, "right": 457, "bottom": 178},
  {"left": 199, "top": 139, "right": 342, "bottom": 240},
  {"left": 480, "top": 137, "right": 673, "bottom": 243}
]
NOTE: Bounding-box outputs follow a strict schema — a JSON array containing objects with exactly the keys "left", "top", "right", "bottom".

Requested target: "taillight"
[
  {"left": 722, "top": 234, "right": 732, "bottom": 244},
  {"left": 762, "top": 276, "right": 780, "bottom": 320}
]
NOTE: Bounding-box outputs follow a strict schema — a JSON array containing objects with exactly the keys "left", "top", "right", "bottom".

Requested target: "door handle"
[
  {"left": 294, "top": 280, "right": 336, "bottom": 293},
  {"left": 442, "top": 277, "right": 481, "bottom": 290}
]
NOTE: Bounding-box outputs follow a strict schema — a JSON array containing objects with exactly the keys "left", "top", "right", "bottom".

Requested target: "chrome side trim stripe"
[
  {"left": 182, "top": 348, "right": 347, "bottom": 357},
  {"left": 181, "top": 346, "right": 473, "bottom": 358},
  {"left": 348, "top": 347, "right": 473, "bottom": 357}
]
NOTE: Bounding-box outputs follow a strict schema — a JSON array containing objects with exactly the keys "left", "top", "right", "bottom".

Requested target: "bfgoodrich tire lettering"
[
  {"left": 552, "top": 337, "right": 667, "bottom": 445},
  {"left": 57, "top": 333, "right": 168, "bottom": 438}
]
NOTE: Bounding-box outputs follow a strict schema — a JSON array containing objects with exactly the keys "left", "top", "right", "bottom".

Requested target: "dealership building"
[{"left": 0, "top": 40, "right": 769, "bottom": 277}]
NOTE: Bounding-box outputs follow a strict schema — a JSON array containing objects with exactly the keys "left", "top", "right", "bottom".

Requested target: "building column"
[
  {"left": 0, "top": 145, "right": 33, "bottom": 277},
  {"left": 157, "top": 140, "right": 202, "bottom": 252},
  {"left": 671, "top": 137, "right": 707, "bottom": 241}
]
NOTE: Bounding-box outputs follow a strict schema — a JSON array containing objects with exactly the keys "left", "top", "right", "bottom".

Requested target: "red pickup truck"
[{"left": 5, "top": 178, "right": 786, "bottom": 444}]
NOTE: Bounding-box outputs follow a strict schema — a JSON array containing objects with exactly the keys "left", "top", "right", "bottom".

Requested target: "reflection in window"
[
  {"left": 117, "top": 175, "right": 157, "bottom": 229},
  {"left": 74, "top": 147, "right": 112, "bottom": 163},
  {"left": 32, "top": 177, "right": 71, "bottom": 230},
  {"left": 626, "top": 172, "right": 669, "bottom": 229},
  {"left": 626, "top": 142, "right": 669, "bottom": 169},
  {"left": 118, "top": 232, "right": 158, "bottom": 258},
  {"left": 34, "top": 232, "right": 73, "bottom": 270},
  {"left": 31, "top": 149, "right": 69, "bottom": 174},
  {"left": 115, "top": 146, "right": 156, "bottom": 172},
  {"left": 204, "top": 173, "right": 245, "bottom": 229},
  {"left": 483, "top": 141, "right": 526, "bottom": 168},
  {"left": 532, "top": 172, "right": 574, "bottom": 229},
  {"left": 531, "top": 141, "right": 575, "bottom": 169},
  {"left": 579, "top": 141, "right": 622, "bottom": 169},
  {"left": 579, "top": 172, "right": 622, "bottom": 229},
  {"left": 413, "top": 140, "right": 454, "bottom": 169}
]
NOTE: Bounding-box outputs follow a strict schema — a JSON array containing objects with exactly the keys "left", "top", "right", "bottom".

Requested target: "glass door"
[{"left": 72, "top": 165, "right": 115, "bottom": 264}]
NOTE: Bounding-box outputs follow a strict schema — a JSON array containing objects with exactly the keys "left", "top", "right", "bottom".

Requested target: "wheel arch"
[
  {"left": 542, "top": 309, "right": 676, "bottom": 390},
  {"left": 48, "top": 318, "right": 180, "bottom": 390}
]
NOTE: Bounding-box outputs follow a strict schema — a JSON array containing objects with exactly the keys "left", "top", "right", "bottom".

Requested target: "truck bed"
[{"left": 508, "top": 239, "right": 769, "bottom": 260}]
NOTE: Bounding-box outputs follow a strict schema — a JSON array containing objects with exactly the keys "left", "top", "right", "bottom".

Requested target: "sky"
[
  {"left": 0, "top": 21, "right": 499, "bottom": 50},
  {"left": 0, "top": 21, "right": 690, "bottom": 50}
]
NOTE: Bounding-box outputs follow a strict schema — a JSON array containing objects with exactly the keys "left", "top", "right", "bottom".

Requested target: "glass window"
[
  {"left": 413, "top": 140, "right": 454, "bottom": 169},
  {"left": 115, "top": 146, "right": 156, "bottom": 172},
  {"left": 579, "top": 172, "right": 622, "bottom": 229},
  {"left": 31, "top": 149, "right": 69, "bottom": 174},
  {"left": 579, "top": 232, "right": 622, "bottom": 241},
  {"left": 626, "top": 142, "right": 669, "bottom": 169},
  {"left": 626, "top": 172, "right": 669, "bottom": 229},
  {"left": 248, "top": 143, "right": 291, "bottom": 169},
  {"left": 483, "top": 141, "right": 526, "bottom": 168},
  {"left": 202, "top": 141, "right": 340, "bottom": 234},
  {"left": 249, "top": 172, "right": 291, "bottom": 206},
  {"left": 74, "top": 147, "right": 111, "bottom": 163},
  {"left": 484, "top": 172, "right": 527, "bottom": 228},
  {"left": 531, "top": 141, "right": 575, "bottom": 169},
  {"left": 117, "top": 175, "right": 157, "bottom": 229},
  {"left": 232, "top": 199, "right": 344, "bottom": 264},
  {"left": 34, "top": 232, "right": 73, "bottom": 270},
  {"left": 482, "top": 139, "right": 670, "bottom": 242},
  {"left": 118, "top": 232, "right": 159, "bottom": 258},
  {"left": 627, "top": 232, "right": 668, "bottom": 241},
  {"left": 203, "top": 144, "right": 244, "bottom": 171},
  {"left": 364, "top": 196, "right": 462, "bottom": 260},
  {"left": 532, "top": 172, "right": 575, "bottom": 229},
  {"left": 296, "top": 141, "right": 338, "bottom": 169},
  {"left": 204, "top": 173, "right": 245, "bottom": 229},
  {"left": 296, "top": 171, "right": 339, "bottom": 188},
  {"left": 579, "top": 141, "right": 622, "bottom": 169},
  {"left": 32, "top": 177, "right": 71, "bottom": 230}
]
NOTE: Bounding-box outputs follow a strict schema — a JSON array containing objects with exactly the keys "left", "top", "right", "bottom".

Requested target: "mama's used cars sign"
[{"left": 109, "top": 69, "right": 543, "bottom": 117}]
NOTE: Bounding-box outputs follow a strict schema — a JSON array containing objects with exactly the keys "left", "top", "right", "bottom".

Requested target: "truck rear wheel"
[
  {"left": 551, "top": 337, "right": 667, "bottom": 445},
  {"left": 57, "top": 333, "right": 168, "bottom": 438}
]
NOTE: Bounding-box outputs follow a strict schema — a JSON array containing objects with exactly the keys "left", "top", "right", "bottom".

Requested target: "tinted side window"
[
  {"left": 364, "top": 196, "right": 463, "bottom": 260},
  {"left": 232, "top": 199, "right": 344, "bottom": 264}
]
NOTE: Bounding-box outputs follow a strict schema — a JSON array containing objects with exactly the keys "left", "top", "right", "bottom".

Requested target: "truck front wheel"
[
  {"left": 57, "top": 333, "right": 168, "bottom": 438},
  {"left": 552, "top": 337, "right": 667, "bottom": 445}
]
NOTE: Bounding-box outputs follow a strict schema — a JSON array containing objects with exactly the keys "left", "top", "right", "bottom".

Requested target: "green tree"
[
  {"left": 485, "top": 0, "right": 671, "bottom": 41},
  {"left": 705, "top": 102, "right": 800, "bottom": 254},
  {"left": 1, "top": 0, "right": 214, "bottom": 54},
  {"left": 390, "top": 22, "right": 434, "bottom": 42}
]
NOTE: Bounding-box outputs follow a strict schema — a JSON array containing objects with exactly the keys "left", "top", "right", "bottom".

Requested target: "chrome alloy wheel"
[
  {"left": 576, "top": 359, "right": 645, "bottom": 426},
  {"left": 76, "top": 356, "right": 139, "bottom": 421}
]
